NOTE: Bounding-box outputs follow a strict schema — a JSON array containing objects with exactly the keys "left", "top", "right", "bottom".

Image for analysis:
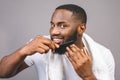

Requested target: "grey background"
[{"left": 0, "top": 0, "right": 120, "bottom": 80}]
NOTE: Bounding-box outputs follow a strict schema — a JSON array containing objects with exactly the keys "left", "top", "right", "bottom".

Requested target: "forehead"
[{"left": 51, "top": 9, "right": 73, "bottom": 23}]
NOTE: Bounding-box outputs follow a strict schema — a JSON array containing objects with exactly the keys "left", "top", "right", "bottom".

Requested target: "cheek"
[
  {"left": 49, "top": 27, "right": 53, "bottom": 34},
  {"left": 62, "top": 28, "right": 77, "bottom": 41}
]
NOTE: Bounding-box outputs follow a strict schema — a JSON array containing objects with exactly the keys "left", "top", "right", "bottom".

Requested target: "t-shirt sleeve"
[
  {"left": 24, "top": 35, "right": 50, "bottom": 66},
  {"left": 24, "top": 52, "right": 48, "bottom": 67},
  {"left": 24, "top": 55, "right": 34, "bottom": 66}
]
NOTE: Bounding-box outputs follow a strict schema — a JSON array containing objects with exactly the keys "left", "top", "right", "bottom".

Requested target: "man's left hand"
[{"left": 66, "top": 44, "right": 96, "bottom": 80}]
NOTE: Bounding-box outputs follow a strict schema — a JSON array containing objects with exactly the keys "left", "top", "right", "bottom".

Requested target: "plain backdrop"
[{"left": 0, "top": 0, "right": 120, "bottom": 80}]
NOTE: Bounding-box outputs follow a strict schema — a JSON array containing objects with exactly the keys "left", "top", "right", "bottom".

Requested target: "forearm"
[
  {"left": 0, "top": 35, "right": 57, "bottom": 78},
  {"left": 0, "top": 48, "right": 27, "bottom": 78}
]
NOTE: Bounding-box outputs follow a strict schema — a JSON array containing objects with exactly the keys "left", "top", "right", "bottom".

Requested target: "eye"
[
  {"left": 51, "top": 23, "right": 55, "bottom": 28},
  {"left": 60, "top": 24, "right": 66, "bottom": 29}
]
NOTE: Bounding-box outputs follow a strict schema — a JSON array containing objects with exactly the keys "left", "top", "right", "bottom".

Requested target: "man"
[{"left": 0, "top": 4, "right": 115, "bottom": 80}]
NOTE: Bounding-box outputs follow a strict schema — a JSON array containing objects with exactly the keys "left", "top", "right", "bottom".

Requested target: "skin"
[
  {"left": 50, "top": 9, "right": 96, "bottom": 80},
  {"left": 0, "top": 9, "right": 96, "bottom": 80},
  {"left": 0, "top": 36, "right": 59, "bottom": 78}
]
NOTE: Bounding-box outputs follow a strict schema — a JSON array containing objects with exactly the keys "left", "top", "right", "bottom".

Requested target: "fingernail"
[
  {"left": 52, "top": 49, "right": 55, "bottom": 53},
  {"left": 55, "top": 43, "right": 59, "bottom": 48},
  {"left": 70, "top": 44, "right": 74, "bottom": 47}
]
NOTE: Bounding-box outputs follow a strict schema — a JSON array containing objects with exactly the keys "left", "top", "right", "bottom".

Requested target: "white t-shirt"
[{"left": 24, "top": 34, "right": 115, "bottom": 80}]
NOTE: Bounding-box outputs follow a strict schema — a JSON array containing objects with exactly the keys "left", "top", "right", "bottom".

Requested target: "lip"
[
  {"left": 52, "top": 38, "right": 63, "bottom": 44},
  {"left": 51, "top": 36, "right": 64, "bottom": 44}
]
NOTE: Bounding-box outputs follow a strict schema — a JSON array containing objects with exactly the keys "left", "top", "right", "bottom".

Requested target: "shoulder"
[
  {"left": 43, "top": 35, "right": 50, "bottom": 39},
  {"left": 83, "top": 33, "right": 115, "bottom": 69},
  {"left": 83, "top": 33, "right": 114, "bottom": 64},
  {"left": 83, "top": 33, "right": 112, "bottom": 54}
]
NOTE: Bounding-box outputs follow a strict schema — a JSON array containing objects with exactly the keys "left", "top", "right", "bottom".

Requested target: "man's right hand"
[
  {"left": 0, "top": 35, "right": 59, "bottom": 78},
  {"left": 20, "top": 35, "right": 59, "bottom": 56}
]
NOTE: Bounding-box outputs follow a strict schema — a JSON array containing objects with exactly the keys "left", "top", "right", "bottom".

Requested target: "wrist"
[
  {"left": 83, "top": 75, "right": 96, "bottom": 80},
  {"left": 17, "top": 46, "right": 29, "bottom": 57}
]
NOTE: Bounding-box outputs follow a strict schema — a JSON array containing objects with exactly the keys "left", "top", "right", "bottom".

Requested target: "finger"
[
  {"left": 66, "top": 46, "right": 73, "bottom": 55},
  {"left": 70, "top": 44, "right": 84, "bottom": 57},
  {"left": 36, "top": 48, "right": 46, "bottom": 54},
  {"left": 38, "top": 43, "right": 50, "bottom": 53},
  {"left": 66, "top": 47, "right": 78, "bottom": 63},
  {"left": 83, "top": 47, "right": 92, "bottom": 61},
  {"left": 41, "top": 39, "right": 54, "bottom": 49},
  {"left": 69, "top": 44, "right": 78, "bottom": 53},
  {"left": 50, "top": 41, "right": 59, "bottom": 50},
  {"left": 54, "top": 43, "right": 59, "bottom": 48},
  {"left": 72, "top": 44, "right": 87, "bottom": 58},
  {"left": 38, "top": 43, "right": 50, "bottom": 49},
  {"left": 83, "top": 47, "right": 89, "bottom": 56},
  {"left": 69, "top": 45, "right": 91, "bottom": 63},
  {"left": 35, "top": 35, "right": 57, "bottom": 50},
  {"left": 66, "top": 50, "right": 77, "bottom": 65}
]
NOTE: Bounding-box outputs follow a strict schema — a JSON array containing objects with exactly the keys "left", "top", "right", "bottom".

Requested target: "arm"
[
  {"left": 0, "top": 35, "right": 58, "bottom": 78},
  {"left": 0, "top": 50, "right": 28, "bottom": 78}
]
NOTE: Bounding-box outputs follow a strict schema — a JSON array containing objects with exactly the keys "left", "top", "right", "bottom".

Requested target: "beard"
[
  {"left": 65, "top": 30, "right": 77, "bottom": 44},
  {"left": 50, "top": 30, "right": 77, "bottom": 45}
]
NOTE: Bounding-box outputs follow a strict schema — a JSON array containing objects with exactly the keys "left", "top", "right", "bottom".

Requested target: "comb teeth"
[{"left": 55, "top": 40, "right": 74, "bottom": 54}]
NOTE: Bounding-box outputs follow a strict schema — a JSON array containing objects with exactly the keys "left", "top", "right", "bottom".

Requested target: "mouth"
[
  {"left": 51, "top": 36, "right": 64, "bottom": 45},
  {"left": 53, "top": 38, "right": 63, "bottom": 44}
]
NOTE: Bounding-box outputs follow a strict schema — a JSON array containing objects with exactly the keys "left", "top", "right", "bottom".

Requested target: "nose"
[{"left": 50, "top": 27, "right": 61, "bottom": 35}]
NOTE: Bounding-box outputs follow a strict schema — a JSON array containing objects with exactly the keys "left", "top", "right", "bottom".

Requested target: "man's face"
[{"left": 50, "top": 9, "right": 79, "bottom": 45}]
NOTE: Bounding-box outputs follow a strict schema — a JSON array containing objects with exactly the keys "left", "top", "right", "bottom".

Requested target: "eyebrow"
[{"left": 50, "top": 21, "right": 67, "bottom": 25}]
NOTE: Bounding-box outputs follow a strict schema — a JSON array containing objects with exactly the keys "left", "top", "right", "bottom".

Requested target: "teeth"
[{"left": 53, "top": 39, "right": 63, "bottom": 44}]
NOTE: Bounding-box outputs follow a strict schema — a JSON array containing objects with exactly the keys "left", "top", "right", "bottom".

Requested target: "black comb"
[{"left": 55, "top": 40, "right": 74, "bottom": 54}]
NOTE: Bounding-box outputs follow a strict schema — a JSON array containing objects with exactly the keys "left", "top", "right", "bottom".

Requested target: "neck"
[{"left": 74, "top": 35, "right": 84, "bottom": 49}]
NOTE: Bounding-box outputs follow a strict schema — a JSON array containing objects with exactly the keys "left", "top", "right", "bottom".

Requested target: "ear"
[{"left": 77, "top": 23, "right": 86, "bottom": 35}]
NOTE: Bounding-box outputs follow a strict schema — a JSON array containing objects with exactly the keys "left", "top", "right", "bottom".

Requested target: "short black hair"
[{"left": 56, "top": 4, "right": 87, "bottom": 24}]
